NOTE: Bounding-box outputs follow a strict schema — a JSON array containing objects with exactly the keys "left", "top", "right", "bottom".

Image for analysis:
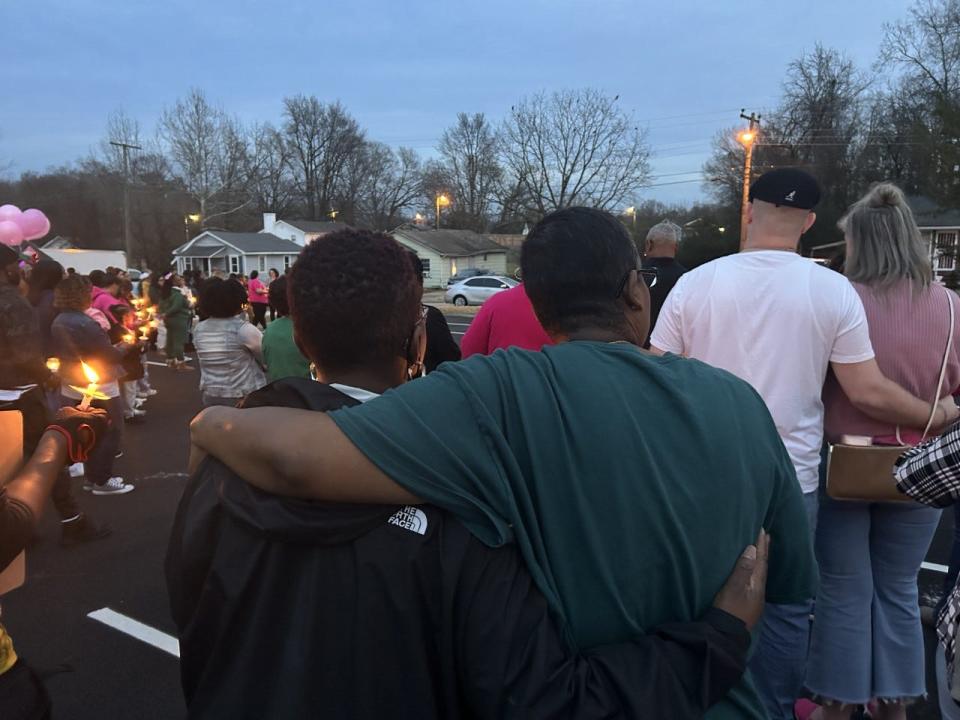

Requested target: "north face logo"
[
  {"left": 784, "top": 190, "right": 797, "bottom": 202},
  {"left": 388, "top": 506, "right": 428, "bottom": 535}
]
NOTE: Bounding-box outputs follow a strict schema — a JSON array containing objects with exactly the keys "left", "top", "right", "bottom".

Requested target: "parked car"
[
  {"left": 444, "top": 276, "right": 518, "bottom": 306},
  {"left": 446, "top": 268, "right": 490, "bottom": 286}
]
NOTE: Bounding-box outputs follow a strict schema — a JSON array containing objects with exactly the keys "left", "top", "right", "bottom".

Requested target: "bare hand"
[
  {"left": 937, "top": 398, "right": 960, "bottom": 431},
  {"left": 713, "top": 530, "right": 769, "bottom": 630}
]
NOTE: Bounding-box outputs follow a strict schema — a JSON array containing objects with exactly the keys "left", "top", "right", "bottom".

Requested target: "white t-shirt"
[{"left": 650, "top": 250, "right": 875, "bottom": 493}]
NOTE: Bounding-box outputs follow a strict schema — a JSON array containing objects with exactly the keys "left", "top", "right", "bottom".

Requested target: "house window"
[
  {"left": 937, "top": 232, "right": 958, "bottom": 271},
  {"left": 420, "top": 258, "right": 431, "bottom": 277},
  {"left": 259, "top": 256, "right": 267, "bottom": 272},
  {"left": 283, "top": 255, "right": 292, "bottom": 270},
  {"left": 230, "top": 256, "right": 240, "bottom": 274}
]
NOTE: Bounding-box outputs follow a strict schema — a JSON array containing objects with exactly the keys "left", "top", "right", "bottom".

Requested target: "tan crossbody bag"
[{"left": 826, "top": 287, "right": 955, "bottom": 502}]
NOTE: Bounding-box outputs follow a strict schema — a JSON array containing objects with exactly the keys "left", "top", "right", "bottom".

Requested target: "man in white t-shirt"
[{"left": 650, "top": 168, "right": 959, "bottom": 720}]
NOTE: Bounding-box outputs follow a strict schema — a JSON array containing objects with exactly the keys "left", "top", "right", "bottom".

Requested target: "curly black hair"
[
  {"left": 268, "top": 275, "right": 290, "bottom": 317},
  {"left": 198, "top": 277, "right": 246, "bottom": 319},
  {"left": 288, "top": 228, "right": 420, "bottom": 374}
]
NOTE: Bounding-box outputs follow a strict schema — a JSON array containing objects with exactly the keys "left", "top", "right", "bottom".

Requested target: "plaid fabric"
[
  {"left": 940, "top": 584, "right": 960, "bottom": 699},
  {"left": 894, "top": 420, "right": 960, "bottom": 507}
]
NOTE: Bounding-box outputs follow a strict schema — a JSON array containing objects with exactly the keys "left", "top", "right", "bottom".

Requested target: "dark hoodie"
[{"left": 166, "top": 377, "right": 750, "bottom": 719}]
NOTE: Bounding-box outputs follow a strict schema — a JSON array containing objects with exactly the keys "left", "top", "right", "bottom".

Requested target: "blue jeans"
[
  {"left": 60, "top": 393, "right": 124, "bottom": 485},
  {"left": 750, "top": 489, "right": 819, "bottom": 720},
  {"left": 806, "top": 495, "right": 941, "bottom": 704}
]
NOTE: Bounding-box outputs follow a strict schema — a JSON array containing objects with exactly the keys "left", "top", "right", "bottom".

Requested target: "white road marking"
[
  {"left": 922, "top": 561, "right": 949, "bottom": 574},
  {"left": 447, "top": 323, "right": 472, "bottom": 328},
  {"left": 145, "top": 358, "right": 193, "bottom": 367},
  {"left": 87, "top": 607, "right": 180, "bottom": 658},
  {"left": 452, "top": 332, "right": 465, "bottom": 337}
]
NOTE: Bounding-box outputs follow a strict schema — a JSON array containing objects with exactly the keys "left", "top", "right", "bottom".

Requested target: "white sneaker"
[
  {"left": 68, "top": 463, "right": 85, "bottom": 478},
  {"left": 82, "top": 480, "right": 94, "bottom": 492},
  {"left": 92, "top": 477, "right": 135, "bottom": 496}
]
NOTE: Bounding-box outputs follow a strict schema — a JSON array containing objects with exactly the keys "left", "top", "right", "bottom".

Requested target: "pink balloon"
[
  {"left": 17, "top": 209, "right": 50, "bottom": 240},
  {"left": 0, "top": 205, "right": 21, "bottom": 223},
  {"left": 0, "top": 220, "right": 23, "bottom": 246}
]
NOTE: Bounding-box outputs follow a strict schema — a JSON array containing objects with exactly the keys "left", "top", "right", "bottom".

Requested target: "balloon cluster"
[{"left": 0, "top": 204, "right": 51, "bottom": 246}]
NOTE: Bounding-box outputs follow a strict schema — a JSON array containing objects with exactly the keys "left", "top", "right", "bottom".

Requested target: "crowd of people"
[{"left": 6, "top": 166, "right": 960, "bottom": 719}]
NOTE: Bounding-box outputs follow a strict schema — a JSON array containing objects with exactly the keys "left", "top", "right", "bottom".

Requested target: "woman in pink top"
[
  {"left": 247, "top": 270, "right": 269, "bottom": 330},
  {"left": 460, "top": 283, "right": 552, "bottom": 358},
  {"left": 804, "top": 184, "right": 960, "bottom": 720}
]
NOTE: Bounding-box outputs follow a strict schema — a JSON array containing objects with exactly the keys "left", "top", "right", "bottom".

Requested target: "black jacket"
[
  {"left": 425, "top": 305, "right": 461, "bottom": 373},
  {"left": 642, "top": 256, "right": 687, "bottom": 347},
  {"left": 166, "top": 377, "right": 749, "bottom": 719}
]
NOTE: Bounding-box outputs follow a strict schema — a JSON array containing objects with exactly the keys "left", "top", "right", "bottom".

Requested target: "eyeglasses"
[
  {"left": 615, "top": 267, "right": 658, "bottom": 298},
  {"left": 402, "top": 305, "right": 429, "bottom": 351}
]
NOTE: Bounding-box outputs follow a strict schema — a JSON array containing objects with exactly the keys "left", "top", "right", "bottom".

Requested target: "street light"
[
  {"left": 184, "top": 213, "right": 202, "bottom": 244},
  {"left": 328, "top": 209, "right": 339, "bottom": 220},
  {"left": 736, "top": 111, "right": 761, "bottom": 250},
  {"left": 625, "top": 206, "right": 637, "bottom": 229},
  {"left": 435, "top": 193, "right": 450, "bottom": 230},
  {"left": 718, "top": 226, "right": 726, "bottom": 234}
]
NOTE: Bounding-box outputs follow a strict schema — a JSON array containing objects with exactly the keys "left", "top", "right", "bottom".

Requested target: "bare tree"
[
  {"left": 880, "top": 0, "right": 960, "bottom": 101},
  {"left": 879, "top": 0, "right": 960, "bottom": 205},
  {"left": 159, "top": 88, "right": 252, "bottom": 226},
  {"left": 500, "top": 89, "right": 651, "bottom": 215},
  {"left": 282, "top": 96, "right": 365, "bottom": 220},
  {"left": 249, "top": 123, "right": 296, "bottom": 216},
  {"left": 437, "top": 113, "right": 502, "bottom": 230},
  {"left": 361, "top": 145, "right": 422, "bottom": 230}
]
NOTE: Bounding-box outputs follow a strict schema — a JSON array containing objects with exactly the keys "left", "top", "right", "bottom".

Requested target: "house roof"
[
  {"left": 175, "top": 232, "right": 302, "bottom": 256},
  {"left": 908, "top": 196, "right": 960, "bottom": 229},
  {"left": 279, "top": 219, "right": 351, "bottom": 234},
  {"left": 392, "top": 226, "right": 506, "bottom": 257}
]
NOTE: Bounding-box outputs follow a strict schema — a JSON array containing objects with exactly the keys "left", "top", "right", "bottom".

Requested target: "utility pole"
[
  {"left": 110, "top": 140, "right": 142, "bottom": 267},
  {"left": 737, "top": 110, "right": 761, "bottom": 251}
]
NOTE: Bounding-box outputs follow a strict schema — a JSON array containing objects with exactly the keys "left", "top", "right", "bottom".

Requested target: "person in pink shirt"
[
  {"left": 247, "top": 270, "right": 269, "bottom": 329},
  {"left": 90, "top": 271, "right": 123, "bottom": 317},
  {"left": 460, "top": 283, "right": 552, "bottom": 358}
]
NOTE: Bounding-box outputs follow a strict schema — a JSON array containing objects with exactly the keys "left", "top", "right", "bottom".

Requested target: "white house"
[
  {"left": 909, "top": 196, "right": 960, "bottom": 281},
  {"left": 390, "top": 225, "right": 509, "bottom": 288},
  {"left": 172, "top": 231, "right": 302, "bottom": 276},
  {"left": 260, "top": 213, "right": 350, "bottom": 246}
]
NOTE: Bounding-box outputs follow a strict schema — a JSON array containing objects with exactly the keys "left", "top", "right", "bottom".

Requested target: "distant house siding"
[
  {"left": 270, "top": 222, "right": 306, "bottom": 246},
  {"left": 392, "top": 237, "right": 446, "bottom": 288},
  {"left": 464, "top": 253, "right": 508, "bottom": 276}
]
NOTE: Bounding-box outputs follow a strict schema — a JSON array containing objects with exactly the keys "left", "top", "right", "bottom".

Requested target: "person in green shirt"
[
  {"left": 190, "top": 207, "right": 817, "bottom": 719},
  {"left": 159, "top": 275, "right": 193, "bottom": 371},
  {"left": 261, "top": 275, "right": 310, "bottom": 383}
]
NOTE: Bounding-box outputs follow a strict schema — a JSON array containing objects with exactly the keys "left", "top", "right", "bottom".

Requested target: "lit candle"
[
  {"left": 123, "top": 332, "right": 136, "bottom": 344},
  {"left": 77, "top": 361, "right": 99, "bottom": 410},
  {"left": 46, "top": 357, "right": 60, "bottom": 373}
]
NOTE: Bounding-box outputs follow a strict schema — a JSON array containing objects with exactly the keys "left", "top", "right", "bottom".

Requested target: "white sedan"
[{"left": 444, "top": 276, "right": 518, "bottom": 306}]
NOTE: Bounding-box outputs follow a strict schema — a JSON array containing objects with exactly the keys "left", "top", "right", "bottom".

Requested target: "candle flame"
[
  {"left": 81, "top": 361, "right": 99, "bottom": 385},
  {"left": 46, "top": 357, "right": 61, "bottom": 372}
]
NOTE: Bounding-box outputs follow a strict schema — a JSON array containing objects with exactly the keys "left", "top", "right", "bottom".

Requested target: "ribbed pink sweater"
[{"left": 823, "top": 280, "right": 960, "bottom": 444}]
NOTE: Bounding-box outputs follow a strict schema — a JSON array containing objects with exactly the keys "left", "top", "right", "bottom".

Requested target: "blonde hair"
[{"left": 840, "top": 183, "right": 931, "bottom": 290}]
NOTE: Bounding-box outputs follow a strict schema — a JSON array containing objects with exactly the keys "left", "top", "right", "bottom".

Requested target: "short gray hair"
[
  {"left": 646, "top": 221, "right": 683, "bottom": 246},
  {"left": 841, "top": 183, "right": 931, "bottom": 290}
]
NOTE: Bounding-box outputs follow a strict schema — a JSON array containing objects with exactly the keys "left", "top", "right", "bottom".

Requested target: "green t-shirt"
[
  {"left": 331, "top": 342, "right": 816, "bottom": 719},
  {"left": 261, "top": 316, "right": 311, "bottom": 383}
]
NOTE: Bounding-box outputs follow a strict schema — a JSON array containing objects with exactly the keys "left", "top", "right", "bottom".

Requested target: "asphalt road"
[{"left": 0, "top": 312, "right": 954, "bottom": 719}]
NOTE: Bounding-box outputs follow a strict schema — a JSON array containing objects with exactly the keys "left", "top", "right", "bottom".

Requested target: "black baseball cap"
[{"left": 749, "top": 168, "right": 821, "bottom": 210}]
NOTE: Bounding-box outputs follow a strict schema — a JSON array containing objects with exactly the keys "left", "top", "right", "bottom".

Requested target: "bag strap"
[{"left": 898, "top": 286, "right": 956, "bottom": 445}]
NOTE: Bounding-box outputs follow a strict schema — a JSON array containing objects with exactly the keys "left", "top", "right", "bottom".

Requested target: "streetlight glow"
[{"left": 738, "top": 130, "right": 755, "bottom": 145}]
